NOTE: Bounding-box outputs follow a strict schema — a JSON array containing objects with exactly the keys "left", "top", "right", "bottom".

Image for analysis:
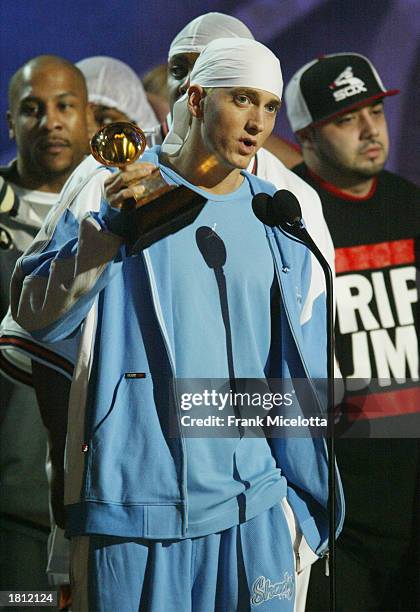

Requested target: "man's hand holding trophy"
[{"left": 90, "top": 121, "right": 205, "bottom": 252}]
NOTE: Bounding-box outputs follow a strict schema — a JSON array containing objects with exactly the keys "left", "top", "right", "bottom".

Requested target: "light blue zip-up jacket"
[{"left": 11, "top": 150, "right": 344, "bottom": 555}]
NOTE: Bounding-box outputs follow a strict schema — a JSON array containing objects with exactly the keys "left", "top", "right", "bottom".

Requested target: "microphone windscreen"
[
  {"left": 272, "top": 189, "right": 302, "bottom": 225},
  {"left": 196, "top": 226, "right": 227, "bottom": 269},
  {"left": 252, "top": 192, "right": 275, "bottom": 227}
]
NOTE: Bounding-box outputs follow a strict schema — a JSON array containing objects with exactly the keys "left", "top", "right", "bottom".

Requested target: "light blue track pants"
[{"left": 71, "top": 502, "right": 298, "bottom": 611}]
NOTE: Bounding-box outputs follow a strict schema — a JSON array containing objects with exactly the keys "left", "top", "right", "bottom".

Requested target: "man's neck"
[
  {"left": 304, "top": 159, "right": 375, "bottom": 198},
  {"left": 12, "top": 160, "right": 69, "bottom": 194},
  {"left": 162, "top": 139, "right": 243, "bottom": 195}
]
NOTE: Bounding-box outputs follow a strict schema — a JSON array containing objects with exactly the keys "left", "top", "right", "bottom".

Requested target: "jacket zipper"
[
  {"left": 266, "top": 229, "right": 344, "bottom": 552},
  {"left": 266, "top": 231, "right": 322, "bottom": 409},
  {"left": 295, "top": 550, "right": 301, "bottom": 574}
]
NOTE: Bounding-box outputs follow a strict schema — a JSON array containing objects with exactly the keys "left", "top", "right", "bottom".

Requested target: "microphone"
[
  {"left": 253, "top": 187, "right": 337, "bottom": 611},
  {"left": 252, "top": 190, "right": 302, "bottom": 229},
  {"left": 251, "top": 192, "right": 273, "bottom": 227},
  {"left": 272, "top": 189, "right": 302, "bottom": 227}
]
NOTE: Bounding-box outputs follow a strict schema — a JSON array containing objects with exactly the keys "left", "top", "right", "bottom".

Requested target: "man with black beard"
[{"left": 285, "top": 52, "right": 419, "bottom": 611}]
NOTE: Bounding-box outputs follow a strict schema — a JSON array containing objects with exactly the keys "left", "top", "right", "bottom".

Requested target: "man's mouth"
[
  {"left": 238, "top": 137, "right": 257, "bottom": 154},
  {"left": 38, "top": 138, "right": 70, "bottom": 153},
  {"left": 360, "top": 143, "right": 383, "bottom": 160}
]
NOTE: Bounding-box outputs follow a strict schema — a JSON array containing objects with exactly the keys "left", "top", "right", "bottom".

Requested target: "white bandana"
[
  {"left": 162, "top": 38, "right": 283, "bottom": 155},
  {"left": 168, "top": 12, "right": 254, "bottom": 59},
  {"left": 76, "top": 56, "right": 157, "bottom": 128}
]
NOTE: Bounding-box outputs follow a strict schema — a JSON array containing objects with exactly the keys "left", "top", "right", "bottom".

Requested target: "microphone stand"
[
  {"left": 278, "top": 220, "right": 336, "bottom": 612},
  {"left": 252, "top": 190, "right": 337, "bottom": 610}
]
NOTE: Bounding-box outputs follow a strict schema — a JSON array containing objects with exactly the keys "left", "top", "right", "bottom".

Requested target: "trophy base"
[
  {"left": 124, "top": 169, "right": 177, "bottom": 208},
  {"left": 115, "top": 184, "right": 206, "bottom": 253}
]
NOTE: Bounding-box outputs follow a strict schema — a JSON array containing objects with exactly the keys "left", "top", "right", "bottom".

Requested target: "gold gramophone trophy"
[{"left": 90, "top": 122, "right": 205, "bottom": 252}]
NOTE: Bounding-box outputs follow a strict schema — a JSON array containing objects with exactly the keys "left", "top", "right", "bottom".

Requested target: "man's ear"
[
  {"left": 85, "top": 103, "right": 97, "bottom": 141},
  {"left": 296, "top": 126, "right": 315, "bottom": 151},
  {"left": 187, "top": 85, "right": 206, "bottom": 119},
  {"left": 6, "top": 111, "right": 15, "bottom": 140}
]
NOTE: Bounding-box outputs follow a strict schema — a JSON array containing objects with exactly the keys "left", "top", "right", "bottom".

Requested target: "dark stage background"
[{"left": 0, "top": 0, "right": 418, "bottom": 183}]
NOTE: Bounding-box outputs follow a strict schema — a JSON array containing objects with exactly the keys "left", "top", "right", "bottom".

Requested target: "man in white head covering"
[
  {"left": 164, "top": 11, "right": 334, "bottom": 276},
  {"left": 160, "top": 37, "right": 282, "bottom": 174},
  {"left": 166, "top": 12, "right": 254, "bottom": 110},
  {"left": 12, "top": 38, "right": 343, "bottom": 611},
  {"left": 76, "top": 56, "right": 158, "bottom": 137},
  {"left": 166, "top": 12, "right": 301, "bottom": 165}
]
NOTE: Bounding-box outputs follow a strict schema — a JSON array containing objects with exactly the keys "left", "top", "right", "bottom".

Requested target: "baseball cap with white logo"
[{"left": 285, "top": 52, "right": 399, "bottom": 132}]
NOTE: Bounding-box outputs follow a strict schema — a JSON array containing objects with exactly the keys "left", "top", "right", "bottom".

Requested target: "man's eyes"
[
  {"left": 336, "top": 105, "right": 384, "bottom": 125},
  {"left": 233, "top": 94, "right": 278, "bottom": 113},
  {"left": 234, "top": 94, "right": 251, "bottom": 105},
  {"left": 95, "top": 114, "right": 114, "bottom": 126},
  {"left": 58, "top": 102, "right": 75, "bottom": 111},
  {"left": 371, "top": 105, "right": 384, "bottom": 116},
  {"left": 21, "top": 103, "right": 39, "bottom": 116},
  {"left": 336, "top": 115, "right": 354, "bottom": 125},
  {"left": 20, "top": 100, "right": 75, "bottom": 116},
  {"left": 169, "top": 64, "right": 188, "bottom": 80}
]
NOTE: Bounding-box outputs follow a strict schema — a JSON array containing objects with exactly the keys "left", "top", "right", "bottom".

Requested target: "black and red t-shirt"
[
  {"left": 293, "top": 164, "right": 420, "bottom": 568},
  {"left": 294, "top": 164, "right": 419, "bottom": 431}
]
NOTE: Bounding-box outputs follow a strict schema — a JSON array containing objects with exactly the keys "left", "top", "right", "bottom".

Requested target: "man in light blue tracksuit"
[{"left": 11, "top": 38, "right": 343, "bottom": 611}]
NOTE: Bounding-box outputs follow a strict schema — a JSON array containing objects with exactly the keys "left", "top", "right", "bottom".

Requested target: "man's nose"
[
  {"left": 246, "top": 107, "right": 265, "bottom": 134},
  {"left": 178, "top": 76, "right": 190, "bottom": 99},
  {"left": 359, "top": 111, "right": 379, "bottom": 138},
  {"left": 40, "top": 104, "right": 62, "bottom": 131}
]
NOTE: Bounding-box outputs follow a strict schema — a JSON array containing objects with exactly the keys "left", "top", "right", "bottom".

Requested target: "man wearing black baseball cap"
[{"left": 285, "top": 53, "right": 419, "bottom": 611}]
